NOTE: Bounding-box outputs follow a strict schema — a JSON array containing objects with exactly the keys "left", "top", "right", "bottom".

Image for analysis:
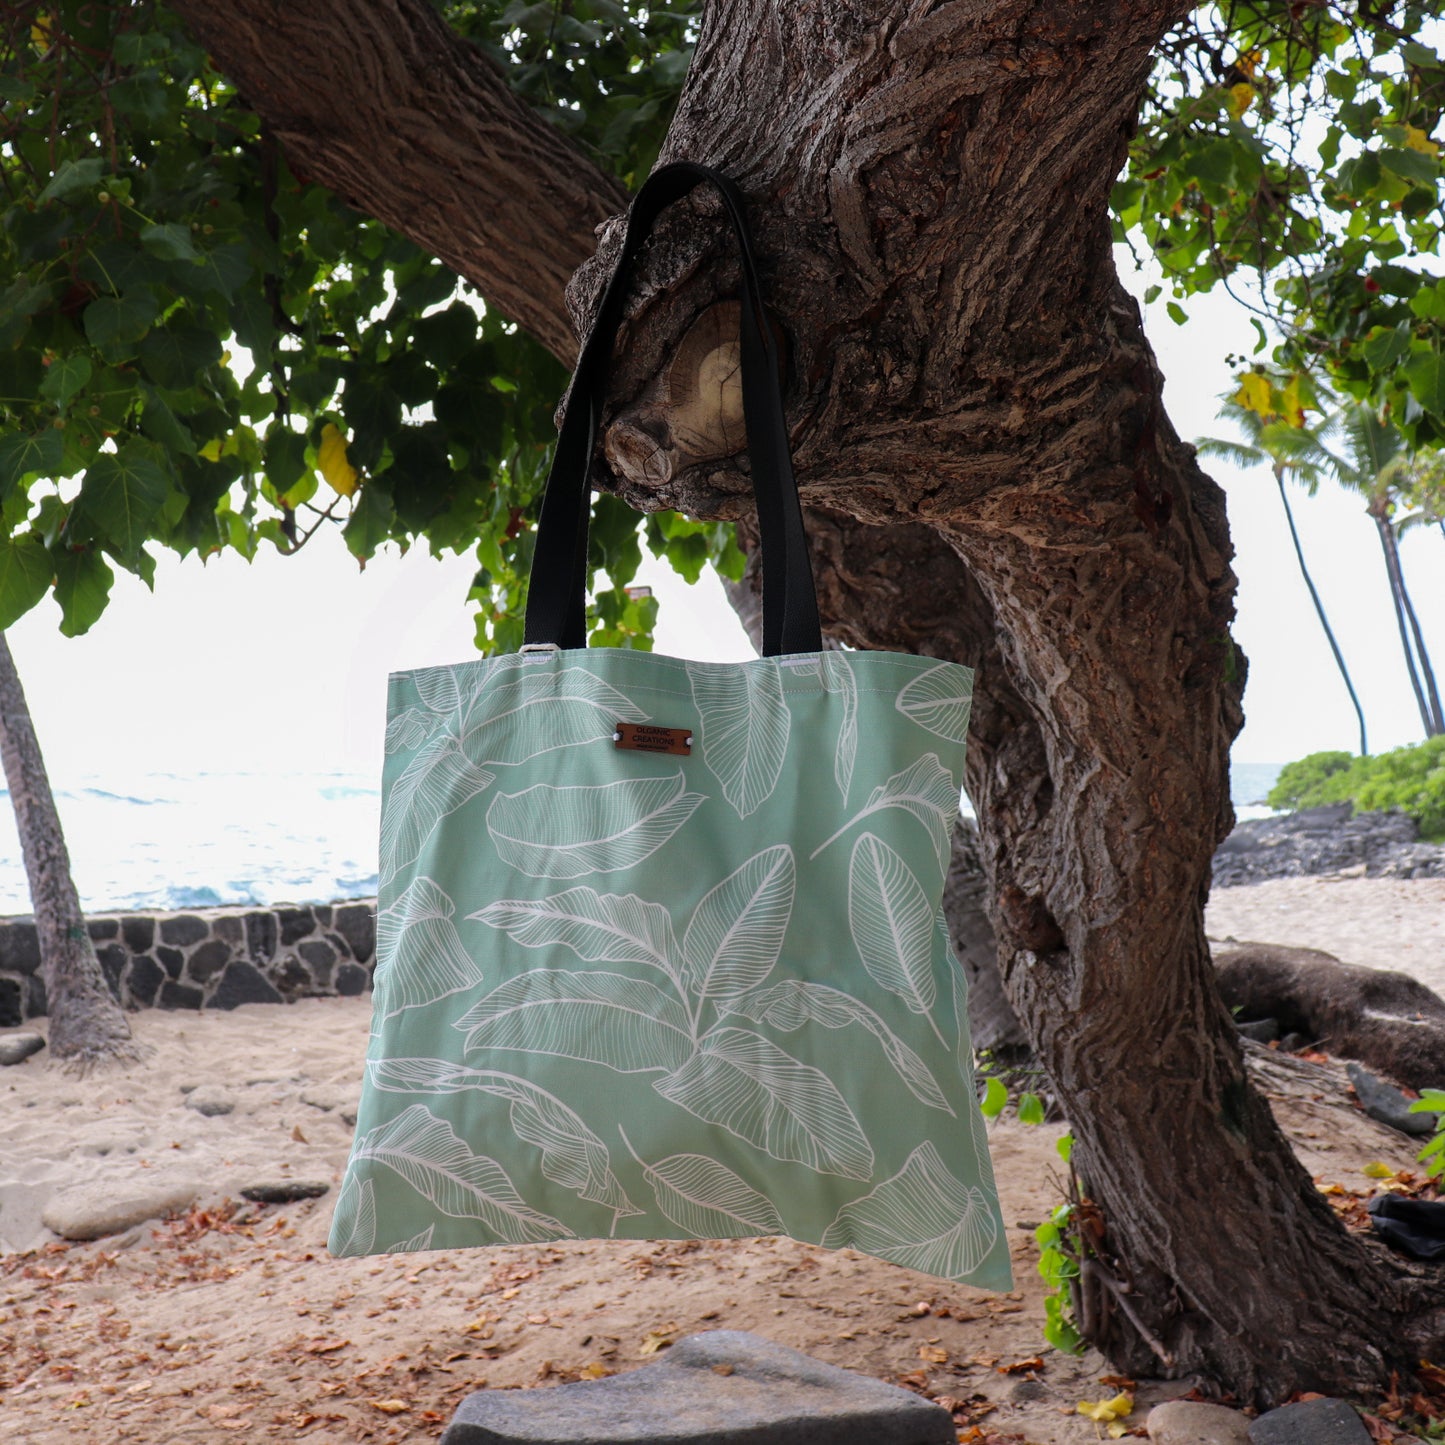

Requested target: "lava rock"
[
  {"left": 1213, "top": 804, "right": 1444, "bottom": 888},
  {"left": 187, "top": 939, "right": 233, "bottom": 984},
  {"left": 0, "top": 1032, "right": 45, "bottom": 1066},
  {"left": 208, "top": 960, "right": 284, "bottom": 1010},
  {"left": 1248, "top": 1398, "right": 1371, "bottom": 1445},
  {"left": 1148, "top": 1400, "right": 1252, "bottom": 1443},
  {"left": 333, "top": 903, "right": 376, "bottom": 965},
  {"left": 440, "top": 1329, "right": 955, "bottom": 1445},
  {"left": 334, "top": 961, "right": 370, "bottom": 997},
  {"left": 240, "top": 1180, "right": 331, "bottom": 1203},
  {"left": 1347, "top": 1062, "right": 1437, "bottom": 1136},
  {"left": 159, "top": 914, "right": 210, "bottom": 948},
  {"left": 0, "top": 976, "right": 24, "bottom": 1029},
  {"left": 42, "top": 1179, "right": 199, "bottom": 1242},
  {"left": 158, "top": 979, "right": 204, "bottom": 1009}
]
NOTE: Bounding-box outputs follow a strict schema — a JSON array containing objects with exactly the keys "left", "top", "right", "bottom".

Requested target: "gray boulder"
[
  {"left": 0, "top": 1032, "right": 45, "bottom": 1066},
  {"left": 440, "top": 1329, "right": 954, "bottom": 1445},
  {"left": 1248, "top": 1397, "right": 1371, "bottom": 1445},
  {"left": 42, "top": 1179, "right": 199, "bottom": 1241}
]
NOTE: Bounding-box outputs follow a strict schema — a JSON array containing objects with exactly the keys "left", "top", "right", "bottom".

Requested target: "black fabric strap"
[{"left": 523, "top": 162, "right": 822, "bottom": 658}]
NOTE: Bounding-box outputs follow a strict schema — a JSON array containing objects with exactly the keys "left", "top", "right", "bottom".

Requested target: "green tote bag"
[{"left": 329, "top": 163, "right": 1012, "bottom": 1291}]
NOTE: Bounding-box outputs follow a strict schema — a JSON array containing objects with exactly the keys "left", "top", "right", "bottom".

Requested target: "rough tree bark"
[
  {"left": 176, "top": 0, "right": 1445, "bottom": 1404},
  {"left": 0, "top": 635, "right": 139, "bottom": 1067}
]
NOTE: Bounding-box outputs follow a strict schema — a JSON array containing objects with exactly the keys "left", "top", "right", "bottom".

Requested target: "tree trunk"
[
  {"left": 1373, "top": 506, "right": 1443, "bottom": 737},
  {"left": 0, "top": 635, "right": 139, "bottom": 1067},
  {"left": 1275, "top": 467, "right": 1367, "bottom": 755},
  {"left": 177, "top": 0, "right": 1445, "bottom": 1404}
]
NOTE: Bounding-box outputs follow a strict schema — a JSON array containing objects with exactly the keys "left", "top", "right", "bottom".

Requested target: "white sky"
[{"left": 5, "top": 253, "right": 1443, "bottom": 787}]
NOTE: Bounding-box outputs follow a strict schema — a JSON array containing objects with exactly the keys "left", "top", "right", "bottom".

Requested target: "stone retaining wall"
[{"left": 0, "top": 901, "right": 376, "bottom": 1026}]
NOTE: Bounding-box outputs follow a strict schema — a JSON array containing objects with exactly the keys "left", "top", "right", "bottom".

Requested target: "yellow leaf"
[
  {"left": 1363, "top": 1162, "right": 1397, "bottom": 1179},
  {"left": 1227, "top": 83, "right": 1255, "bottom": 119},
  {"left": 317, "top": 422, "right": 359, "bottom": 497},
  {"left": 1281, "top": 375, "right": 1306, "bottom": 426},
  {"left": 1077, "top": 1393, "right": 1134, "bottom": 1423},
  {"left": 199, "top": 438, "right": 223, "bottom": 462},
  {"left": 369, "top": 1400, "right": 409, "bottom": 1414},
  {"left": 639, "top": 1328, "right": 678, "bottom": 1356},
  {"left": 31, "top": 14, "right": 51, "bottom": 44},
  {"left": 579, "top": 1362, "right": 610, "bottom": 1380},
  {"left": 1405, "top": 126, "right": 1440, "bottom": 157},
  {"left": 1236, "top": 49, "right": 1261, "bottom": 79},
  {"left": 1233, "top": 372, "right": 1274, "bottom": 418}
]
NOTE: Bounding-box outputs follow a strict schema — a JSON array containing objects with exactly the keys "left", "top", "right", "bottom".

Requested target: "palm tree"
[
  {"left": 0, "top": 633, "right": 142, "bottom": 1068},
  {"left": 1322, "top": 406, "right": 1444, "bottom": 740},
  {"left": 1198, "top": 397, "right": 1370, "bottom": 756}
]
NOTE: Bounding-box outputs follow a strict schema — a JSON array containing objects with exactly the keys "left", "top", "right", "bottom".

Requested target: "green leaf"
[
  {"left": 71, "top": 444, "right": 173, "bottom": 557},
  {"left": 411, "top": 304, "right": 478, "bottom": 369},
  {"left": 1380, "top": 148, "right": 1439, "bottom": 187},
  {"left": 1166, "top": 300, "right": 1188, "bottom": 326},
  {"left": 38, "top": 157, "right": 105, "bottom": 204},
  {"left": 1018, "top": 1091, "right": 1046, "bottom": 1125},
  {"left": 193, "top": 243, "right": 252, "bottom": 300},
  {"left": 0, "top": 429, "right": 64, "bottom": 497},
  {"left": 980, "top": 1075, "right": 1008, "bottom": 1119},
  {"left": 0, "top": 535, "right": 55, "bottom": 629},
  {"left": 137, "top": 323, "right": 222, "bottom": 390},
  {"left": 53, "top": 546, "right": 114, "bottom": 636},
  {"left": 1404, "top": 347, "right": 1445, "bottom": 419},
  {"left": 139, "top": 222, "right": 200, "bottom": 263},
  {"left": 343, "top": 483, "right": 395, "bottom": 560},
  {"left": 83, "top": 289, "right": 159, "bottom": 351},
  {"left": 1362, "top": 324, "right": 1412, "bottom": 372},
  {"left": 39, "top": 354, "right": 93, "bottom": 410}
]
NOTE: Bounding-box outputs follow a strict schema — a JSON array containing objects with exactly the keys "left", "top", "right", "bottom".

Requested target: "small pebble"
[
  {"left": 240, "top": 1180, "right": 331, "bottom": 1204},
  {"left": 183, "top": 1084, "right": 235, "bottom": 1117}
]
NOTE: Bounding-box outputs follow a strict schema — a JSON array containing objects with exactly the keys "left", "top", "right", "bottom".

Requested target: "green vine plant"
[{"left": 976, "top": 1061, "right": 1086, "bottom": 1356}]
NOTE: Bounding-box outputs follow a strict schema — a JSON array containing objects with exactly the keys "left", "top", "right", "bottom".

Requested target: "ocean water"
[{"left": 0, "top": 761, "right": 1285, "bottom": 918}]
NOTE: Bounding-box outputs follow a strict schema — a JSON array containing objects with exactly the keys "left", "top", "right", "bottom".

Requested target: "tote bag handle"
[{"left": 523, "top": 162, "right": 823, "bottom": 658}]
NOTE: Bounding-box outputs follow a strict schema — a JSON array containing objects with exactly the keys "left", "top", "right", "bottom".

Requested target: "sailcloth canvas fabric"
[
  {"left": 331, "top": 645, "right": 1011, "bottom": 1287},
  {"left": 329, "top": 161, "right": 1010, "bottom": 1289}
]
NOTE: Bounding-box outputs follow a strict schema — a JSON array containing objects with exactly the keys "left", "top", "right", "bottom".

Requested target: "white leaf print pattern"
[
  {"left": 822, "top": 653, "right": 859, "bottom": 802},
  {"left": 620, "top": 1126, "right": 785, "bottom": 1238},
  {"left": 385, "top": 707, "right": 442, "bottom": 755},
  {"left": 469, "top": 888, "right": 679, "bottom": 982},
  {"left": 486, "top": 772, "right": 705, "bottom": 879},
  {"left": 720, "top": 979, "right": 953, "bottom": 1115},
  {"left": 848, "top": 834, "right": 946, "bottom": 1045},
  {"left": 810, "top": 754, "right": 959, "bottom": 870},
  {"left": 374, "top": 878, "right": 484, "bottom": 1020},
  {"left": 380, "top": 733, "right": 495, "bottom": 882},
  {"left": 462, "top": 668, "right": 648, "bottom": 766},
  {"left": 454, "top": 969, "right": 694, "bottom": 1074},
  {"left": 681, "top": 846, "right": 795, "bottom": 1001},
  {"left": 822, "top": 1141, "right": 999, "bottom": 1280},
  {"left": 686, "top": 662, "right": 790, "bottom": 818},
  {"left": 386, "top": 1223, "right": 436, "bottom": 1253},
  {"left": 654, "top": 1027, "right": 873, "bottom": 1180},
  {"left": 368, "top": 1059, "right": 642, "bottom": 1223},
  {"left": 414, "top": 668, "right": 461, "bottom": 715},
  {"left": 895, "top": 663, "right": 975, "bottom": 743},
  {"left": 350, "top": 1104, "right": 567, "bottom": 1243},
  {"left": 329, "top": 1174, "right": 376, "bottom": 1256}
]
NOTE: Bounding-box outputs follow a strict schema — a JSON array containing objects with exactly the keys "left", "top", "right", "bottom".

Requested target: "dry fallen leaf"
[
  {"left": 369, "top": 1399, "right": 409, "bottom": 1414},
  {"left": 580, "top": 1363, "right": 610, "bottom": 1380},
  {"left": 639, "top": 1327, "right": 678, "bottom": 1356},
  {"left": 291, "top": 1125, "right": 308, "bottom": 1143},
  {"left": 918, "top": 1345, "right": 949, "bottom": 1364},
  {"left": 998, "top": 1356, "right": 1044, "bottom": 1374},
  {"left": 302, "top": 1338, "right": 349, "bottom": 1355}
]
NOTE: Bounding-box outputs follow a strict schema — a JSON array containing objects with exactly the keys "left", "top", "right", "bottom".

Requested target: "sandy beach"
[{"left": 0, "top": 875, "right": 1439, "bottom": 1444}]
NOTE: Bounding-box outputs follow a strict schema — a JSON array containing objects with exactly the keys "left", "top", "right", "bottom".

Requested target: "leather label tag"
[{"left": 614, "top": 723, "right": 693, "bottom": 756}]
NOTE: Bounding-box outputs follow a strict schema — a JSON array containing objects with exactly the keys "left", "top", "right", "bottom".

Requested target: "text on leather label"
[{"left": 613, "top": 723, "right": 693, "bottom": 756}]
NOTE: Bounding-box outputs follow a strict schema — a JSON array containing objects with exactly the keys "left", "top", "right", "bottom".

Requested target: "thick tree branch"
[{"left": 170, "top": 0, "right": 624, "bottom": 362}]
